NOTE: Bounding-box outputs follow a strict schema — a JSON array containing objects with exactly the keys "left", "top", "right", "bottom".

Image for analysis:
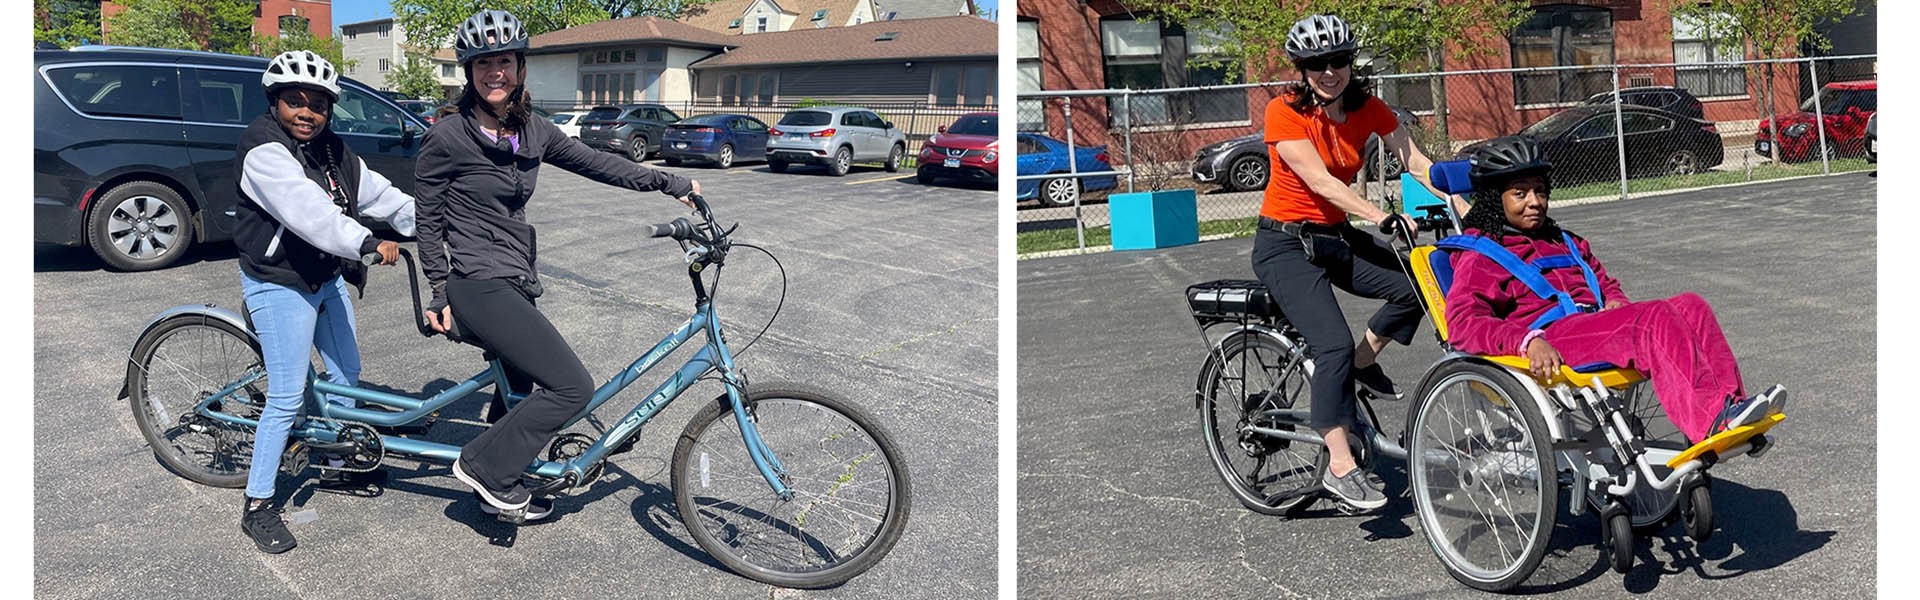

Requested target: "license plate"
[
  {"left": 1871, "top": 139, "right": 1877, "bottom": 153},
  {"left": 943, "top": 158, "right": 961, "bottom": 168},
  {"left": 789, "top": 134, "right": 807, "bottom": 140},
  {"left": 1756, "top": 140, "right": 1772, "bottom": 153},
  {"left": 589, "top": 124, "right": 601, "bottom": 130},
  {"left": 674, "top": 142, "right": 688, "bottom": 149}
]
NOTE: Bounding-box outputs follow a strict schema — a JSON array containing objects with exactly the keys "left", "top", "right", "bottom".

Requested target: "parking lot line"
[{"left": 846, "top": 174, "right": 916, "bottom": 185}]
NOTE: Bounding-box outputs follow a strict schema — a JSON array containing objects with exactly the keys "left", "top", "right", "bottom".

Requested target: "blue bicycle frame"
[{"left": 192, "top": 251, "right": 793, "bottom": 500}]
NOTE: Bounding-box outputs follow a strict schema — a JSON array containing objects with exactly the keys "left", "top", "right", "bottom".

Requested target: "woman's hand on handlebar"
[
  {"left": 424, "top": 306, "right": 453, "bottom": 334},
  {"left": 374, "top": 240, "right": 400, "bottom": 266},
  {"left": 677, "top": 180, "right": 703, "bottom": 211}
]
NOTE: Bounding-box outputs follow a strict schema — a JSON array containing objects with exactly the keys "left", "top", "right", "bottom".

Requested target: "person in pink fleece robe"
[{"left": 1441, "top": 136, "right": 1782, "bottom": 443}]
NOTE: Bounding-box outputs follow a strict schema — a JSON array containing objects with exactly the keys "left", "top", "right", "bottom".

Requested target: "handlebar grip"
[
  {"left": 689, "top": 193, "right": 711, "bottom": 217},
  {"left": 648, "top": 217, "right": 695, "bottom": 240},
  {"left": 360, "top": 251, "right": 383, "bottom": 265},
  {"left": 1378, "top": 214, "right": 1405, "bottom": 235}
]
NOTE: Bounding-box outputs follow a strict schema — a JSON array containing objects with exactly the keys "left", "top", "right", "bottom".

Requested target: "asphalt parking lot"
[
  {"left": 34, "top": 159, "right": 996, "bottom": 598},
  {"left": 1017, "top": 174, "right": 1875, "bottom": 598}
]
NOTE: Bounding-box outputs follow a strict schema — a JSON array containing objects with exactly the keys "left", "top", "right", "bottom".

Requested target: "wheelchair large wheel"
[
  {"left": 1407, "top": 360, "right": 1559, "bottom": 592},
  {"left": 125, "top": 314, "right": 263, "bottom": 488},
  {"left": 1195, "top": 330, "right": 1325, "bottom": 516}
]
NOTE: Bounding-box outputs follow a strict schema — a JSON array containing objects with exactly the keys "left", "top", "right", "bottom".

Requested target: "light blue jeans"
[{"left": 240, "top": 270, "right": 361, "bottom": 500}]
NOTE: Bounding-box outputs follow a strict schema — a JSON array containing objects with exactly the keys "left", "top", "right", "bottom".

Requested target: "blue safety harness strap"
[{"left": 1435, "top": 231, "right": 1604, "bottom": 330}]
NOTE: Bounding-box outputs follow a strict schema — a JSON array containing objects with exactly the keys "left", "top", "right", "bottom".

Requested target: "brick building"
[
  {"left": 1017, "top": 0, "right": 1874, "bottom": 153},
  {"left": 100, "top": 0, "right": 332, "bottom": 41}
]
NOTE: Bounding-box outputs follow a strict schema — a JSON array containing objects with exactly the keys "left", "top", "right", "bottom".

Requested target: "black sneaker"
[
  {"left": 1322, "top": 466, "right": 1388, "bottom": 511},
  {"left": 240, "top": 498, "right": 297, "bottom": 554},
  {"left": 479, "top": 493, "right": 556, "bottom": 521},
  {"left": 452, "top": 458, "right": 530, "bottom": 513},
  {"left": 1352, "top": 364, "right": 1403, "bottom": 400}
]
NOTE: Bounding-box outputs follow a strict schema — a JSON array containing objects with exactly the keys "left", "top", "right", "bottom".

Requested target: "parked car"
[
  {"left": 1868, "top": 111, "right": 1878, "bottom": 164},
  {"left": 1016, "top": 133, "right": 1117, "bottom": 208},
  {"left": 660, "top": 113, "right": 770, "bottom": 169},
  {"left": 397, "top": 99, "right": 439, "bottom": 124},
  {"left": 378, "top": 89, "right": 413, "bottom": 103},
  {"left": 578, "top": 103, "right": 682, "bottom": 162},
  {"left": 917, "top": 112, "right": 999, "bottom": 185},
  {"left": 550, "top": 111, "right": 585, "bottom": 138},
  {"left": 766, "top": 106, "right": 907, "bottom": 176},
  {"left": 1466, "top": 104, "right": 1723, "bottom": 187},
  {"left": 1755, "top": 80, "right": 1876, "bottom": 163},
  {"left": 1191, "top": 105, "right": 1420, "bottom": 192},
  {"left": 1582, "top": 86, "right": 1705, "bottom": 120},
  {"left": 35, "top": 45, "right": 429, "bottom": 271}
]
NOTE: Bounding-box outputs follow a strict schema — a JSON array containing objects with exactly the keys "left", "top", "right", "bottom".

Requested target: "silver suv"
[{"left": 767, "top": 106, "right": 908, "bottom": 176}]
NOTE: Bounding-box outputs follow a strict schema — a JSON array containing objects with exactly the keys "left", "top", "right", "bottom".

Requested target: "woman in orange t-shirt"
[{"left": 1251, "top": 14, "right": 1461, "bottom": 512}]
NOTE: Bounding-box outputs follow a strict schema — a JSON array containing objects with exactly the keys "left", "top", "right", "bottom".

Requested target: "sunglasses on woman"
[{"left": 1297, "top": 55, "right": 1353, "bottom": 73}]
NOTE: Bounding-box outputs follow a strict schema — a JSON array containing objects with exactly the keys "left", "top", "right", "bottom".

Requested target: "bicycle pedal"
[
  {"left": 1334, "top": 502, "right": 1377, "bottom": 516},
  {"left": 493, "top": 507, "right": 529, "bottom": 525}
]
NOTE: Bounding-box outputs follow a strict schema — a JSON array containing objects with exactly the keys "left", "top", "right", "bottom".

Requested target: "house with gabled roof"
[{"left": 680, "top": 0, "right": 879, "bottom": 35}]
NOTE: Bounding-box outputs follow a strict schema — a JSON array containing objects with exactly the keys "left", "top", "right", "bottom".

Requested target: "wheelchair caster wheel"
[
  {"left": 1606, "top": 512, "right": 1634, "bottom": 573},
  {"left": 1683, "top": 484, "right": 1714, "bottom": 542}
]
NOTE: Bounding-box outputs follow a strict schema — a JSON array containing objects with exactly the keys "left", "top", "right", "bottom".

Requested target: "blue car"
[
  {"left": 661, "top": 113, "right": 771, "bottom": 169},
  {"left": 1016, "top": 133, "right": 1117, "bottom": 207}
]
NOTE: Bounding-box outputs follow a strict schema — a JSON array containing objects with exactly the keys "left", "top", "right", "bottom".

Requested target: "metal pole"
[
  {"left": 1122, "top": 91, "right": 1135, "bottom": 193},
  {"left": 1809, "top": 57, "right": 1830, "bottom": 175},
  {"left": 1061, "top": 98, "right": 1083, "bottom": 250},
  {"left": 1612, "top": 67, "right": 1628, "bottom": 201}
]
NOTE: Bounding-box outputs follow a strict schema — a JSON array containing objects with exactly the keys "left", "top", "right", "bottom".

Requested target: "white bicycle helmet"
[
  {"left": 1285, "top": 14, "right": 1357, "bottom": 61},
  {"left": 261, "top": 50, "right": 339, "bottom": 100},
  {"left": 455, "top": 10, "right": 529, "bottom": 66}
]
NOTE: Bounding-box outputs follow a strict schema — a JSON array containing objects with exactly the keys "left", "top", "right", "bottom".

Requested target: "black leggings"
[
  {"left": 446, "top": 277, "right": 594, "bottom": 492},
  {"left": 1249, "top": 223, "right": 1422, "bottom": 430}
]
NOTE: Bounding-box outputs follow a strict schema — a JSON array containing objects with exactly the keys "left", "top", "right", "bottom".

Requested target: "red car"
[
  {"left": 1755, "top": 80, "right": 1876, "bottom": 163},
  {"left": 917, "top": 112, "right": 998, "bottom": 185}
]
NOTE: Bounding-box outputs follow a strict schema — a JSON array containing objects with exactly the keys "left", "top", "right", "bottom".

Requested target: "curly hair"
[{"left": 1461, "top": 188, "right": 1560, "bottom": 238}]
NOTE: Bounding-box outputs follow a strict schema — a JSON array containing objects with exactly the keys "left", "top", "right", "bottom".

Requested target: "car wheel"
[
  {"left": 828, "top": 146, "right": 852, "bottom": 177},
  {"left": 769, "top": 159, "right": 789, "bottom": 174},
  {"left": 916, "top": 165, "right": 936, "bottom": 185},
  {"left": 716, "top": 144, "right": 734, "bottom": 169},
  {"left": 885, "top": 144, "right": 904, "bottom": 173},
  {"left": 1039, "top": 177, "right": 1080, "bottom": 208},
  {"left": 628, "top": 136, "right": 648, "bottom": 162},
  {"left": 1666, "top": 149, "right": 1701, "bottom": 175},
  {"left": 87, "top": 180, "right": 195, "bottom": 272},
  {"left": 1226, "top": 154, "right": 1268, "bottom": 191}
]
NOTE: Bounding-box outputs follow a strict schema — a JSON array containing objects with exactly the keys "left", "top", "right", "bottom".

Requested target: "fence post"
[
  {"left": 1122, "top": 91, "right": 1135, "bottom": 194},
  {"left": 1060, "top": 98, "right": 1084, "bottom": 250},
  {"left": 1809, "top": 57, "right": 1830, "bottom": 175},
  {"left": 1611, "top": 66, "right": 1628, "bottom": 201}
]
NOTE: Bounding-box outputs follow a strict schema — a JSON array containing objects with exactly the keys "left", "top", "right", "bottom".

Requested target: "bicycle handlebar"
[
  {"left": 648, "top": 217, "right": 698, "bottom": 240},
  {"left": 360, "top": 251, "right": 384, "bottom": 265}
]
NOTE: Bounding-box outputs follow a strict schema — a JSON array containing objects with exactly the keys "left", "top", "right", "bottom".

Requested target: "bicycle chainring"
[{"left": 546, "top": 433, "right": 604, "bottom": 485}]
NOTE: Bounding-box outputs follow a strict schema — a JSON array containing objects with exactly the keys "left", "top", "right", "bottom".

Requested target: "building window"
[
  {"left": 378, "top": 58, "right": 391, "bottom": 72},
  {"left": 1101, "top": 19, "right": 1246, "bottom": 126},
  {"left": 378, "top": 23, "right": 391, "bottom": 38},
  {"left": 812, "top": 9, "right": 829, "bottom": 21},
  {"left": 440, "top": 63, "right": 454, "bottom": 78},
  {"left": 1673, "top": 12, "right": 1747, "bottom": 98},
  {"left": 756, "top": 16, "right": 768, "bottom": 33},
  {"left": 1017, "top": 20, "right": 1043, "bottom": 131},
  {"left": 932, "top": 66, "right": 995, "bottom": 107},
  {"left": 345, "top": 28, "right": 356, "bottom": 40},
  {"left": 279, "top": 15, "right": 308, "bottom": 38},
  {"left": 729, "top": 18, "right": 741, "bottom": 29},
  {"left": 758, "top": 73, "right": 775, "bottom": 105},
  {"left": 579, "top": 72, "right": 639, "bottom": 105},
  {"left": 720, "top": 75, "right": 737, "bottom": 104},
  {"left": 1511, "top": 5, "right": 1614, "bottom": 106},
  {"left": 647, "top": 47, "right": 665, "bottom": 62}
]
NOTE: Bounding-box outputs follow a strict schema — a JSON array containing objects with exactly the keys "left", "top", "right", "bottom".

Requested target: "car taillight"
[
  {"left": 693, "top": 126, "right": 719, "bottom": 133},
  {"left": 1702, "top": 122, "right": 1717, "bottom": 134},
  {"left": 1095, "top": 152, "right": 1110, "bottom": 164},
  {"left": 769, "top": 127, "right": 784, "bottom": 136},
  {"left": 810, "top": 128, "right": 837, "bottom": 138}
]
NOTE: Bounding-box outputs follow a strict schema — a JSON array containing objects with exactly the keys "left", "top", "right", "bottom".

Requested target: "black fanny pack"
[{"left": 507, "top": 275, "right": 543, "bottom": 301}]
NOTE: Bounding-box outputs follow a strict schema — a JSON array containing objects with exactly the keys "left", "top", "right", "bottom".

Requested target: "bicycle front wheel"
[
  {"left": 671, "top": 382, "right": 911, "bottom": 588},
  {"left": 125, "top": 314, "right": 264, "bottom": 488}
]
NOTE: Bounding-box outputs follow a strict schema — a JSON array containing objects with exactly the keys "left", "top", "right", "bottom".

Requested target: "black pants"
[
  {"left": 1250, "top": 223, "right": 1423, "bottom": 430},
  {"left": 446, "top": 277, "right": 594, "bottom": 492}
]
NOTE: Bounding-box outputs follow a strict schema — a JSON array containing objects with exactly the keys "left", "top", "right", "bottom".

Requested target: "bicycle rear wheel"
[
  {"left": 1195, "top": 329, "right": 1325, "bottom": 516},
  {"left": 125, "top": 315, "right": 264, "bottom": 488},
  {"left": 671, "top": 382, "right": 911, "bottom": 588}
]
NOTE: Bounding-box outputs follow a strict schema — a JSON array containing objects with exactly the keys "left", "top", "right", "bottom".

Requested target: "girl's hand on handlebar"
[
  {"left": 677, "top": 180, "right": 703, "bottom": 211},
  {"left": 424, "top": 306, "right": 452, "bottom": 334},
  {"left": 1525, "top": 338, "right": 1563, "bottom": 380},
  {"left": 375, "top": 240, "right": 400, "bottom": 266}
]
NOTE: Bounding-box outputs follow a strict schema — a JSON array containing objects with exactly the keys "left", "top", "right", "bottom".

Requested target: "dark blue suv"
[{"left": 35, "top": 46, "right": 429, "bottom": 271}]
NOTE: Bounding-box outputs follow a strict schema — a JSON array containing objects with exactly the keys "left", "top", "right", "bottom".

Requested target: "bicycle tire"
[
  {"left": 1195, "top": 329, "right": 1324, "bottom": 516},
  {"left": 1407, "top": 360, "right": 1558, "bottom": 592},
  {"left": 671, "top": 382, "right": 911, "bottom": 588},
  {"left": 125, "top": 315, "right": 264, "bottom": 488}
]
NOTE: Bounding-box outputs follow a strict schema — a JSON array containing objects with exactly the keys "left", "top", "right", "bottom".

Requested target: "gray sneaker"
[{"left": 1322, "top": 467, "right": 1388, "bottom": 510}]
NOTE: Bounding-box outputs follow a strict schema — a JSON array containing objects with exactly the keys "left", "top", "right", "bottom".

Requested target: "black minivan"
[{"left": 35, "top": 46, "right": 430, "bottom": 271}]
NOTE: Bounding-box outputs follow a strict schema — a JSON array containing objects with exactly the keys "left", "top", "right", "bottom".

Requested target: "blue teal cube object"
[{"left": 1109, "top": 189, "right": 1199, "bottom": 250}]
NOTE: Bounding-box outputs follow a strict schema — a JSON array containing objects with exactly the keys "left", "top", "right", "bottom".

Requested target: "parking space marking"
[{"left": 846, "top": 174, "right": 916, "bottom": 185}]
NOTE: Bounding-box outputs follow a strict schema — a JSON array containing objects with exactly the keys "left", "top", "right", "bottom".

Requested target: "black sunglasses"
[{"left": 1297, "top": 55, "right": 1354, "bottom": 73}]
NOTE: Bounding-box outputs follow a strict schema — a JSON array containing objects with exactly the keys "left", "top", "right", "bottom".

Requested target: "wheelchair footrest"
[{"left": 1667, "top": 412, "right": 1785, "bottom": 469}]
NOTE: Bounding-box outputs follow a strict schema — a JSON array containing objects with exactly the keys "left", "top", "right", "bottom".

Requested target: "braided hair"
[{"left": 1461, "top": 186, "right": 1559, "bottom": 238}]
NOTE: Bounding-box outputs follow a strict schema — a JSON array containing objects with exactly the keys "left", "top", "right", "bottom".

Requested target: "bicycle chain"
[{"left": 299, "top": 416, "right": 385, "bottom": 473}]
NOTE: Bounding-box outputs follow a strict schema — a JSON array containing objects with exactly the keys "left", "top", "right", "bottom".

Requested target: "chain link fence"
[
  {"left": 531, "top": 99, "right": 996, "bottom": 168},
  {"left": 1017, "top": 54, "right": 1875, "bottom": 255}
]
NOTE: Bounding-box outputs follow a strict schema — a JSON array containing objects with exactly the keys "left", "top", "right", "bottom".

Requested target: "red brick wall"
[{"left": 257, "top": 0, "right": 333, "bottom": 39}]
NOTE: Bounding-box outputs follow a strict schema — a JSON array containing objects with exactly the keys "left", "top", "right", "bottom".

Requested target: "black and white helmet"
[
  {"left": 454, "top": 9, "right": 528, "bottom": 66},
  {"left": 1467, "top": 135, "right": 1553, "bottom": 190},
  {"left": 1285, "top": 14, "right": 1357, "bottom": 61},
  {"left": 261, "top": 50, "right": 339, "bottom": 100}
]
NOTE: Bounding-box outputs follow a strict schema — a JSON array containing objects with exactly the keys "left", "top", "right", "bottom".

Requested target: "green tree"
[
  {"left": 35, "top": 0, "right": 101, "bottom": 48},
  {"left": 1129, "top": 0, "right": 1530, "bottom": 146},
  {"left": 393, "top": 0, "right": 611, "bottom": 54},
  {"left": 102, "top": 0, "right": 256, "bottom": 53},
  {"left": 387, "top": 51, "right": 446, "bottom": 100},
  {"left": 256, "top": 28, "right": 356, "bottom": 74},
  {"left": 1667, "top": 0, "right": 1861, "bottom": 162}
]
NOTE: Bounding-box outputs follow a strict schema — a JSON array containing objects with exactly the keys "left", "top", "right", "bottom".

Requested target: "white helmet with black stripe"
[
  {"left": 455, "top": 9, "right": 529, "bottom": 66},
  {"left": 1285, "top": 14, "right": 1357, "bottom": 61},
  {"left": 261, "top": 50, "right": 340, "bottom": 100}
]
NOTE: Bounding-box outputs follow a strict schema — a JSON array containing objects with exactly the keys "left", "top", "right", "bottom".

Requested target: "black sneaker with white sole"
[
  {"left": 241, "top": 497, "right": 297, "bottom": 554},
  {"left": 1352, "top": 364, "right": 1403, "bottom": 400},
  {"left": 452, "top": 458, "right": 530, "bottom": 513},
  {"left": 1322, "top": 467, "right": 1388, "bottom": 511},
  {"left": 479, "top": 493, "right": 556, "bottom": 521}
]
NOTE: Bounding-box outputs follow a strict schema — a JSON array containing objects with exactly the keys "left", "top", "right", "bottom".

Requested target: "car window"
[
  {"left": 658, "top": 107, "right": 680, "bottom": 123},
  {"left": 45, "top": 64, "right": 182, "bottom": 120},
  {"left": 1018, "top": 136, "right": 1045, "bottom": 154},
  {"left": 187, "top": 67, "right": 267, "bottom": 125},
  {"left": 739, "top": 117, "right": 767, "bottom": 132},
  {"left": 1622, "top": 113, "right": 1671, "bottom": 135},
  {"left": 1573, "top": 116, "right": 1615, "bottom": 140},
  {"left": 947, "top": 115, "right": 996, "bottom": 135},
  {"left": 586, "top": 107, "right": 621, "bottom": 120},
  {"left": 551, "top": 114, "right": 570, "bottom": 125},
  {"left": 839, "top": 111, "right": 861, "bottom": 127},
  {"left": 780, "top": 110, "right": 832, "bottom": 126},
  {"left": 332, "top": 86, "right": 408, "bottom": 136}
]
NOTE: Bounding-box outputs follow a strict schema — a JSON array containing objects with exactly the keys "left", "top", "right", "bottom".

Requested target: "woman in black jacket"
[{"left": 414, "top": 10, "right": 700, "bottom": 521}]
